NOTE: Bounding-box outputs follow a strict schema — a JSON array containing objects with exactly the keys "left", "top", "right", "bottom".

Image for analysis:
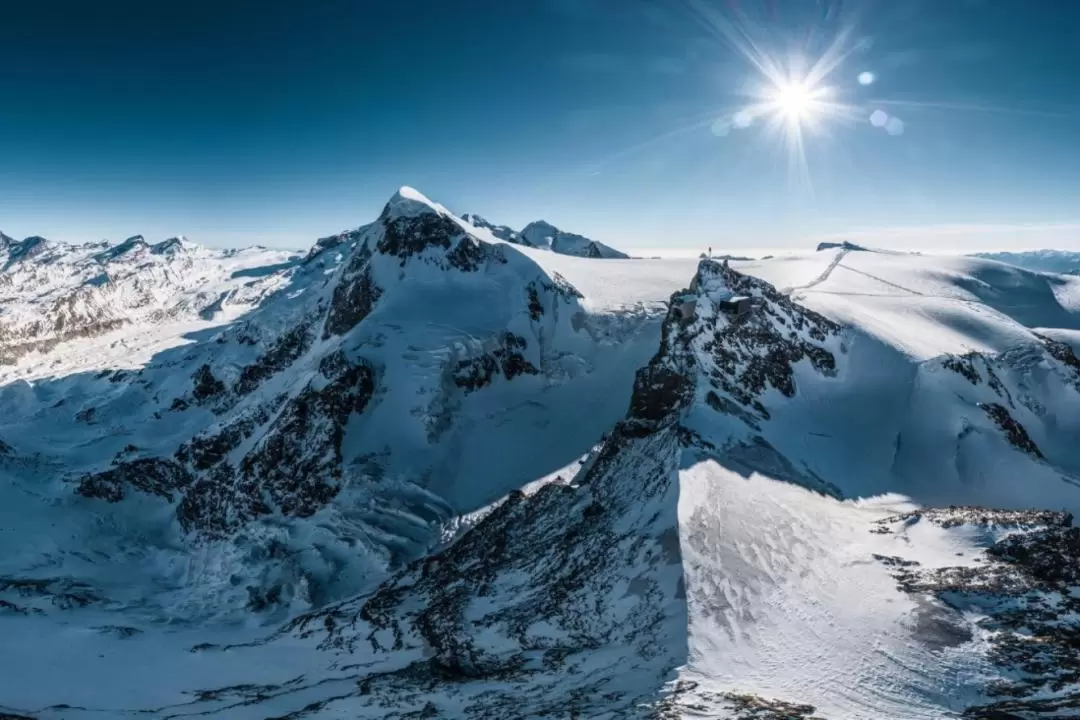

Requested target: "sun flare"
[{"left": 769, "top": 78, "right": 827, "bottom": 125}]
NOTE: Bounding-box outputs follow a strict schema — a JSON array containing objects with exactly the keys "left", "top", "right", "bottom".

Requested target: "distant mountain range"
[{"left": 461, "top": 213, "right": 630, "bottom": 258}]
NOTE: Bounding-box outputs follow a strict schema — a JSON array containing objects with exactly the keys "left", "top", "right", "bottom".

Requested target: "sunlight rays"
[{"left": 680, "top": 0, "right": 865, "bottom": 196}]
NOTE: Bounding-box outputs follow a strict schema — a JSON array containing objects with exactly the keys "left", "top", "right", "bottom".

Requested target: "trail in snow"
[{"left": 782, "top": 248, "right": 848, "bottom": 295}]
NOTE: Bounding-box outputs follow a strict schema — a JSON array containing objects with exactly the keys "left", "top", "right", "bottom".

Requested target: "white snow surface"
[
  {"left": 2, "top": 203, "right": 1080, "bottom": 718},
  {"left": 737, "top": 248, "right": 1080, "bottom": 358},
  {"left": 677, "top": 463, "right": 991, "bottom": 719},
  {"left": 973, "top": 248, "right": 1080, "bottom": 276}
]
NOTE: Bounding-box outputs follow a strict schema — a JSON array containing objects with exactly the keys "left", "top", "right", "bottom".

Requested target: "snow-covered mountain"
[
  {"left": 458, "top": 213, "right": 522, "bottom": 244},
  {"left": 461, "top": 213, "right": 630, "bottom": 259},
  {"left": 0, "top": 232, "right": 297, "bottom": 375},
  {"left": 0, "top": 188, "right": 663, "bottom": 626},
  {"left": 2, "top": 195, "right": 1080, "bottom": 718},
  {"left": 520, "top": 219, "right": 630, "bottom": 258},
  {"left": 973, "top": 248, "right": 1080, "bottom": 276}
]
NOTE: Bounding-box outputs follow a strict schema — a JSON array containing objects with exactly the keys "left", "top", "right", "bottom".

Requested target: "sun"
[{"left": 768, "top": 78, "right": 827, "bottom": 126}]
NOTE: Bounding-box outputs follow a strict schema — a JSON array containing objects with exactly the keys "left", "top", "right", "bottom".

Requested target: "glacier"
[{"left": 1, "top": 191, "right": 1080, "bottom": 718}]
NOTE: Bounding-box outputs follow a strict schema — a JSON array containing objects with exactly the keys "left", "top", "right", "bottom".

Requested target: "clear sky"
[{"left": 3, "top": 0, "right": 1079, "bottom": 252}]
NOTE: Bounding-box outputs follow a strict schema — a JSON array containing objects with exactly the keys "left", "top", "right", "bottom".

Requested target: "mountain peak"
[
  {"left": 150, "top": 236, "right": 190, "bottom": 255},
  {"left": 382, "top": 186, "right": 443, "bottom": 220}
]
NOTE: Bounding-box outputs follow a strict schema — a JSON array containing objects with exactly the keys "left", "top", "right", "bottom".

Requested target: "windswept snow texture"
[{"left": 4, "top": 201, "right": 1080, "bottom": 718}]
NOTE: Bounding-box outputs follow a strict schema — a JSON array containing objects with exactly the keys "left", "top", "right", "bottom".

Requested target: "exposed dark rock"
[
  {"left": 1038, "top": 334, "right": 1080, "bottom": 372},
  {"left": 944, "top": 354, "right": 982, "bottom": 385},
  {"left": 318, "top": 348, "right": 350, "bottom": 379},
  {"left": 694, "top": 260, "right": 841, "bottom": 419},
  {"left": 377, "top": 209, "right": 458, "bottom": 265},
  {"left": 1037, "top": 333, "right": 1080, "bottom": 392},
  {"left": 192, "top": 364, "right": 226, "bottom": 403},
  {"left": 76, "top": 458, "right": 193, "bottom": 503},
  {"left": 176, "top": 407, "right": 271, "bottom": 471},
  {"left": 550, "top": 272, "right": 584, "bottom": 300},
  {"left": 94, "top": 625, "right": 143, "bottom": 639},
  {"left": 235, "top": 322, "right": 314, "bottom": 395},
  {"left": 0, "top": 575, "right": 102, "bottom": 610},
  {"left": 304, "top": 227, "right": 365, "bottom": 264},
  {"left": 717, "top": 692, "right": 825, "bottom": 720},
  {"left": 876, "top": 509, "right": 1080, "bottom": 713},
  {"left": 377, "top": 205, "right": 506, "bottom": 273},
  {"left": 652, "top": 681, "right": 826, "bottom": 719},
  {"left": 941, "top": 352, "right": 1012, "bottom": 404},
  {"left": 816, "top": 240, "right": 865, "bottom": 252},
  {"left": 980, "top": 402, "right": 1044, "bottom": 458},
  {"left": 526, "top": 283, "right": 544, "bottom": 321},
  {"left": 323, "top": 241, "right": 381, "bottom": 339},
  {"left": 877, "top": 507, "right": 1069, "bottom": 531},
  {"left": 453, "top": 333, "right": 538, "bottom": 393},
  {"left": 446, "top": 234, "right": 505, "bottom": 272},
  {"left": 626, "top": 364, "right": 691, "bottom": 436},
  {"left": 179, "top": 360, "right": 376, "bottom": 535}
]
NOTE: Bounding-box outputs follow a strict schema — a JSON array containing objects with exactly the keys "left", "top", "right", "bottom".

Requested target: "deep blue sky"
[{"left": 3, "top": 0, "right": 1079, "bottom": 252}]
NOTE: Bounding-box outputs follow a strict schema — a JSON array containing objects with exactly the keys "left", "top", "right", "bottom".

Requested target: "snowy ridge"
[
  {"left": 3, "top": 198, "right": 1080, "bottom": 718},
  {"left": 0, "top": 187, "right": 664, "bottom": 629},
  {"left": 460, "top": 213, "right": 630, "bottom": 259}
]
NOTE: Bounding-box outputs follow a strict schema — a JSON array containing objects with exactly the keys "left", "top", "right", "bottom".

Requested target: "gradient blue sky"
[{"left": 3, "top": 0, "right": 1079, "bottom": 252}]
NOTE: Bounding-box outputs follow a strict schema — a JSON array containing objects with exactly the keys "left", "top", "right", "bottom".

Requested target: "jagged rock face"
[
  {"left": 1037, "top": 332, "right": 1080, "bottom": 390},
  {"left": 79, "top": 354, "right": 377, "bottom": 536},
  {"left": 324, "top": 240, "right": 380, "bottom": 338},
  {"left": 452, "top": 332, "right": 538, "bottom": 392},
  {"left": 655, "top": 686, "right": 828, "bottom": 720},
  {"left": 76, "top": 458, "right": 193, "bottom": 504},
  {"left": 34, "top": 187, "right": 605, "bottom": 635},
  {"left": 377, "top": 207, "right": 507, "bottom": 273},
  {"left": 287, "top": 365, "right": 689, "bottom": 715},
  {"left": 931, "top": 338, "right": 1080, "bottom": 469},
  {"left": 249, "top": 262, "right": 872, "bottom": 715},
  {"left": 685, "top": 260, "right": 842, "bottom": 422},
  {"left": 191, "top": 364, "right": 226, "bottom": 403},
  {"left": 184, "top": 357, "right": 374, "bottom": 534},
  {"left": 234, "top": 321, "right": 316, "bottom": 396},
  {"left": 460, "top": 213, "right": 523, "bottom": 245},
  {"left": 305, "top": 227, "right": 368, "bottom": 264},
  {"left": 980, "top": 402, "right": 1044, "bottom": 458},
  {"left": 267, "top": 262, "right": 854, "bottom": 715},
  {"left": 875, "top": 508, "right": 1080, "bottom": 716}
]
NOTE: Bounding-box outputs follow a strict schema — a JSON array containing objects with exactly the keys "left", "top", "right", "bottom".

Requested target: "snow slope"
[
  {"left": 0, "top": 188, "right": 666, "bottom": 629},
  {"left": 3, "top": 204, "right": 1080, "bottom": 718},
  {"left": 973, "top": 248, "right": 1080, "bottom": 276}
]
